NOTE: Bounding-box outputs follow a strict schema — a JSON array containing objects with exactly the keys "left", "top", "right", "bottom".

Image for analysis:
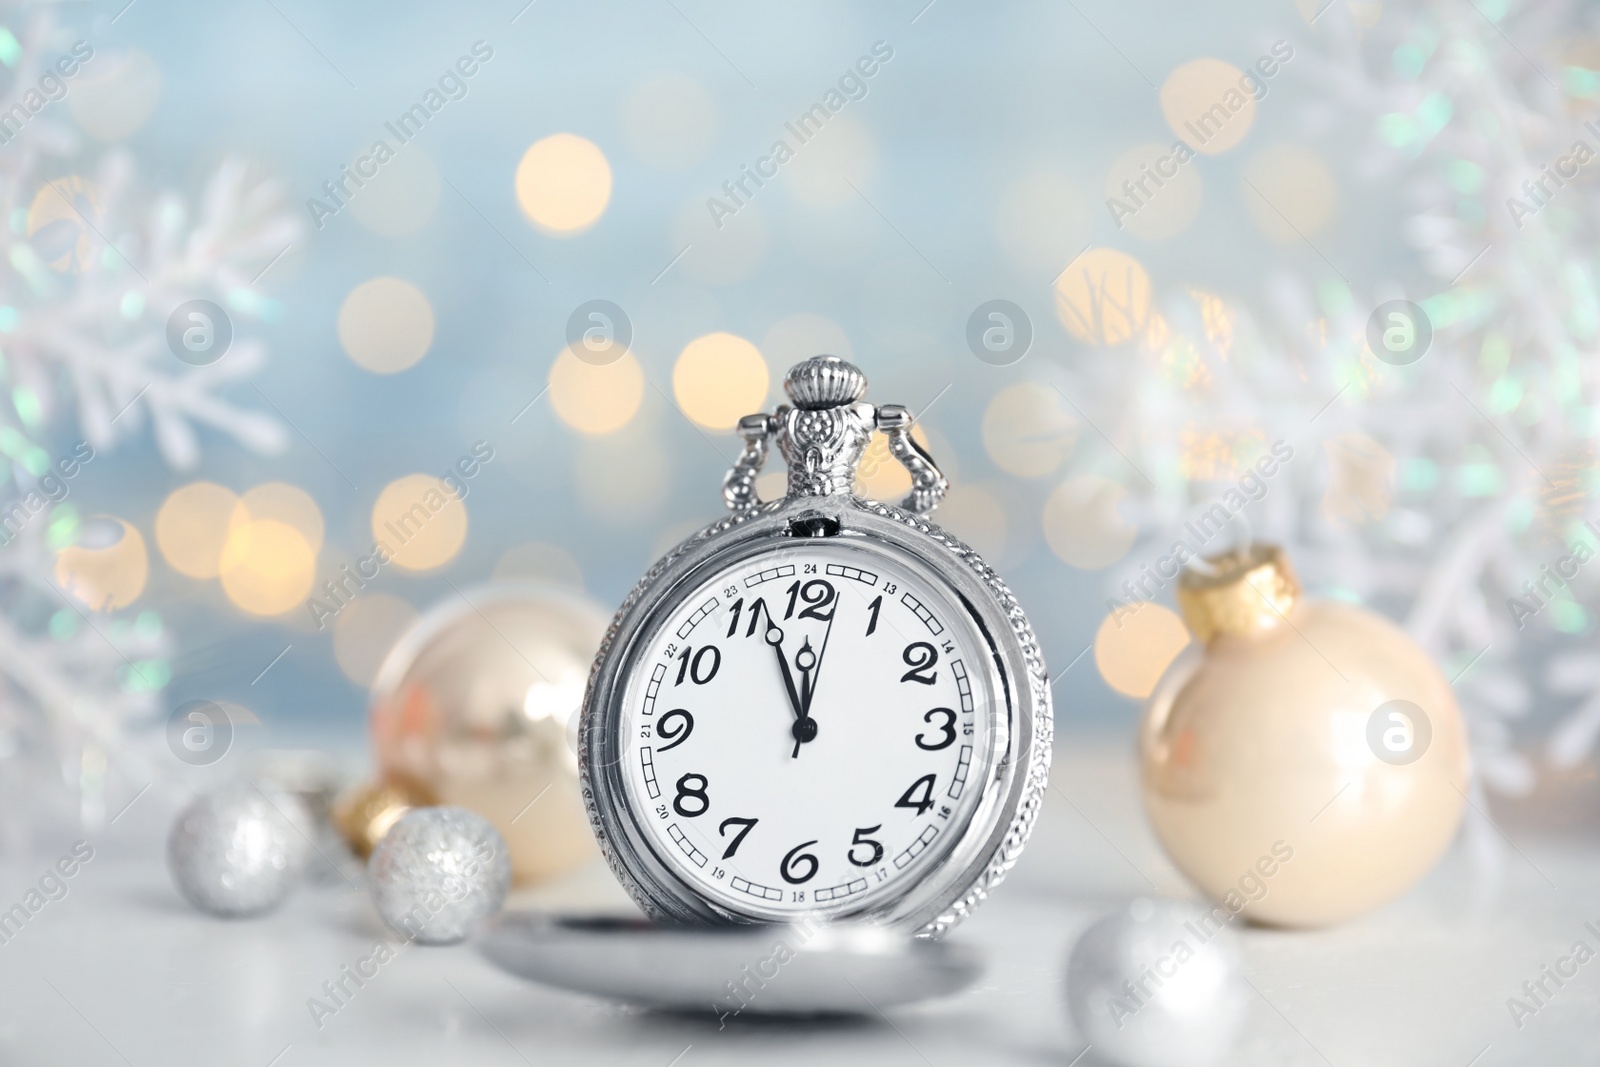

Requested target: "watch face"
[{"left": 615, "top": 538, "right": 1000, "bottom": 920}]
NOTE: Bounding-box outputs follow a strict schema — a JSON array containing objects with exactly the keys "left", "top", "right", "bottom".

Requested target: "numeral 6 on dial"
[{"left": 780, "top": 840, "right": 820, "bottom": 884}]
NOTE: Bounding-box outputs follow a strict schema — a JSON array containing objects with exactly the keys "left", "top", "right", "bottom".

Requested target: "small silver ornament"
[
  {"left": 249, "top": 748, "right": 352, "bottom": 883},
  {"left": 167, "top": 781, "right": 313, "bottom": 918},
  {"left": 1065, "top": 899, "right": 1248, "bottom": 1067},
  {"left": 368, "top": 806, "right": 511, "bottom": 945}
]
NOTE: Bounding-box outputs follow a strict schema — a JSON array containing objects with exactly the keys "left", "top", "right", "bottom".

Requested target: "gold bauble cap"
[
  {"left": 332, "top": 777, "right": 436, "bottom": 860},
  {"left": 1177, "top": 543, "right": 1301, "bottom": 642}
]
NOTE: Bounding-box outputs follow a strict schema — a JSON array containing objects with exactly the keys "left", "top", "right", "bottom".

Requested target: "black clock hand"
[
  {"left": 796, "top": 637, "right": 818, "bottom": 713},
  {"left": 793, "top": 638, "right": 820, "bottom": 758},
  {"left": 799, "top": 601, "right": 837, "bottom": 718},
  {"left": 764, "top": 625, "right": 816, "bottom": 757}
]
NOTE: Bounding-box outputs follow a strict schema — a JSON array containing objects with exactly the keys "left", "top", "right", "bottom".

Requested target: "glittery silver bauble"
[
  {"left": 368, "top": 806, "right": 511, "bottom": 946},
  {"left": 167, "top": 781, "right": 313, "bottom": 918},
  {"left": 250, "top": 749, "right": 350, "bottom": 883},
  {"left": 1065, "top": 899, "right": 1248, "bottom": 1067}
]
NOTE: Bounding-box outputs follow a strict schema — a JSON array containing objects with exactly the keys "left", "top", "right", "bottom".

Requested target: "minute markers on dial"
[
  {"left": 899, "top": 591, "right": 944, "bottom": 636},
  {"left": 743, "top": 564, "right": 795, "bottom": 588},
  {"left": 731, "top": 876, "right": 784, "bottom": 902},
  {"left": 951, "top": 658, "right": 974, "bottom": 713},
  {"left": 639, "top": 747, "right": 659, "bottom": 799},
  {"left": 823, "top": 563, "right": 877, "bottom": 586},
  {"left": 641, "top": 662, "right": 667, "bottom": 718},
  {"left": 813, "top": 878, "right": 869, "bottom": 903},
  {"left": 675, "top": 597, "right": 720, "bottom": 639},
  {"left": 949, "top": 745, "right": 974, "bottom": 800},
  {"left": 667, "top": 824, "right": 709, "bottom": 868},
  {"left": 893, "top": 825, "right": 940, "bottom": 870}
]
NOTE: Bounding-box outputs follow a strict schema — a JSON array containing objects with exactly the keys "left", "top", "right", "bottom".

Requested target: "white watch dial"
[{"left": 620, "top": 540, "right": 997, "bottom": 918}]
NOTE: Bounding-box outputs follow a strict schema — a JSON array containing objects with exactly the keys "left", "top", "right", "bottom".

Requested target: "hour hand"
[{"left": 795, "top": 638, "right": 818, "bottom": 711}]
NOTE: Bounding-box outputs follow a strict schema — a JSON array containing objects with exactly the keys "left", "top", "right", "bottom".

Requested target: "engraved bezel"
[{"left": 580, "top": 493, "right": 1052, "bottom": 938}]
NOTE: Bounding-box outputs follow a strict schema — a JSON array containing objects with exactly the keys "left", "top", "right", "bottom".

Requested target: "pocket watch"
[{"left": 580, "top": 356, "right": 1051, "bottom": 937}]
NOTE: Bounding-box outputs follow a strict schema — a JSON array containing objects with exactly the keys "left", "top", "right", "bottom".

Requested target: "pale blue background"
[{"left": 57, "top": 0, "right": 1378, "bottom": 741}]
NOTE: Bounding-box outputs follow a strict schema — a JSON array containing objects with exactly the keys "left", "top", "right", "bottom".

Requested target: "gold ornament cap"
[
  {"left": 332, "top": 778, "right": 436, "bottom": 860},
  {"left": 1177, "top": 543, "right": 1301, "bottom": 643}
]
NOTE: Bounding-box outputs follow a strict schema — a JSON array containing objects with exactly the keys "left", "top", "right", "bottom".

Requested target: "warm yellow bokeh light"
[
  {"left": 1242, "top": 144, "right": 1338, "bottom": 243},
  {"left": 338, "top": 277, "right": 435, "bottom": 374},
  {"left": 854, "top": 426, "right": 931, "bottom": 503},
  {"left": 1054, "top": 248, "right": 1152, "bottom": 347},
  {"left": 549, "top": 348, "right": 645, "bottom": 435},
  {"left": 1095, "top": 602, "right": 1192, "bottom": 698},
  {"left": 1042, "top": 474, "right": 1137, "bottom": 569},
  {"left": 673, "top": 333, "right": 768, "bottom": 431},
  {"left": 1160, "top": 58, "right": 1257, "bottom": 155},
  {"left": 333, "top": 593, "right": 419, "bottom": 688},
  {"left": 370, "top": 474, "right": 469, "bottom": 571},
  {"left": 982, "top": 382, "right": 1077, "bottom": 478},
  {"left": 156, "top": 482, "right": 243, "bottom": 579},
  {"left": 27, "top": 177, "right": 100, "bottom": 273},
  {"left": 755, "top": 469, "right": 789, "bottom": 502},
  {"left": 56, "top": 518, "right": 148, "bottom": 611},
  {"left": 240, "top": 483, "right": 324, "bottom": 554},
  {"left": 516, "top": 133, "right": 612, "bottom": 235},
  {"left": 1105, "top": 142, "right": 1203, "bottom": 241},
  {"left": 219, "top": 519, "right": 316, "bottom": 616},
  {"left": 856, "top": 432, "right": 910, "bottom": 501}
]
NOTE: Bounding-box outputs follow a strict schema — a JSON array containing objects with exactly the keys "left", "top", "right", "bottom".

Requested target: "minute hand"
[{"left": 800, "top": 600, "right": 838, "bottom": 717}]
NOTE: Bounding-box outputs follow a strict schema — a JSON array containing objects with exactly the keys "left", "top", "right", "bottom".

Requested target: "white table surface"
[{"left": 1, "top": 738, "right": 1595, "bottom": 1066}]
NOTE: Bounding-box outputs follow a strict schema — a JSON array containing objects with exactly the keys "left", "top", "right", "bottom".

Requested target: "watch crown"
[{"left": 783, "top": 356, "right": 868, "bottom": 410}]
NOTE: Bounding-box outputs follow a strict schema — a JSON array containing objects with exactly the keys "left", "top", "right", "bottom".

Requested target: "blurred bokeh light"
[{"left": 515, "top": 132, "right": 612, "bottom": 235}]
